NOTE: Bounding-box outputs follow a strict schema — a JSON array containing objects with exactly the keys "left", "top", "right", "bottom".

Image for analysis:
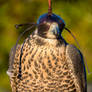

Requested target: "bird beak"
[{"left": 46, "top": 22, "right": 59, "bottom": 38}]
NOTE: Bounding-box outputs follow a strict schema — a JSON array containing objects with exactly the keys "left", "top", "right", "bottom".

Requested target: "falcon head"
[{"left": 36, "top": 13, "right": 65, "bottom": 39}]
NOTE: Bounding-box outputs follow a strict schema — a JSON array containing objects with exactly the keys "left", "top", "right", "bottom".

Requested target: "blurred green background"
[{"left": 0, "top": 0, "right": 92, "bottom": 92}]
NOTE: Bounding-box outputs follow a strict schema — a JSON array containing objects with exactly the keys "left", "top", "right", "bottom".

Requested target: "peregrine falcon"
[{"left": 7, "top": 0, "right": 87, "bottom": 92}]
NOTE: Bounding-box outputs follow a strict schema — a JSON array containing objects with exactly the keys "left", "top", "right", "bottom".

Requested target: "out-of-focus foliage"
[{"left": 0, "top": 0, "right": 92, "bottom": 91}]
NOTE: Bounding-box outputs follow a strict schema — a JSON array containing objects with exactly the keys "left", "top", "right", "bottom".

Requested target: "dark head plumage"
[
  {"left": 36, "top": 13, "right": 65, "bottom": 38},
  {"left": 37, "top": 13, "right": 65, "bottom": 31}
]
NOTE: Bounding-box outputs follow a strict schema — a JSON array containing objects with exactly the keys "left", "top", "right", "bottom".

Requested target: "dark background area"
[{"left": 0, "top": 0, "right": 92, "bottom": 92}]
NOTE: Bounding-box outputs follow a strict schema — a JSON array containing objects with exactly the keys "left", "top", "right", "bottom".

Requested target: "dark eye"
[
  {"left": 38, "top": 23, "right": 49, "bottom": 31},
  {"left": 38, "top": 23, "right": 50, "bottom": 37}
]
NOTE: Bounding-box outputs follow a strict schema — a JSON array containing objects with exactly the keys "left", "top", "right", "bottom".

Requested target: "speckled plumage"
[
  {"left": 7, "top": 33, "right": 86, "bottom": 92},
  {"left": 7, "top": 6, "right": 87, "bottom": 91}
]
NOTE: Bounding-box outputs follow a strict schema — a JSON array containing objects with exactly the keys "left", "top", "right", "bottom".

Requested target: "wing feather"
[
  {"left": 66, "top": 44, "right": 87, "bottom": 92},
  {"left": 7, "top": 45, "right": 21, "bottom": 77}
]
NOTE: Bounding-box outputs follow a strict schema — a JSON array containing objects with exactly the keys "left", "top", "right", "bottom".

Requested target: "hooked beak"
[{"left": 47, "top": 22, "right": 60, "bottom": 38}]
